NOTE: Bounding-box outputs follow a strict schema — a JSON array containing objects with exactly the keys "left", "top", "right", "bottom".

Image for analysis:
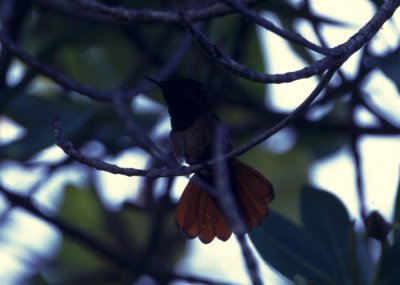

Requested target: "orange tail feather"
[
  {"left": 230, "top": 159, "right": 274, "bottom": 231},
  {"left": 175, "top": 159, "right": 274, "bottom": 243}
]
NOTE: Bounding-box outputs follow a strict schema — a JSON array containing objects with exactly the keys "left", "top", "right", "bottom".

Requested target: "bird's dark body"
[
  {"left": 147, "top": 77, "right": 274, "bottom": 243},
  {"left": 170, "top": 111, "right": 232, "bottom": 165}
]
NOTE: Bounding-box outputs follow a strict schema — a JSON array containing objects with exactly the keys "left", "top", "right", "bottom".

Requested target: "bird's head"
[{"left": 146, "top": 77, "right": 210, "bottom": 131}]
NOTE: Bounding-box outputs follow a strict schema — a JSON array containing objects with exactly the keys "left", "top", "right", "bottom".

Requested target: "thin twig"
[
  {"left": 0, "top": 185, "right": 234, "bottom": 285},
  {"left": 180, "top": 0, "right": 400, "bottom": 83},
  {"left": 222, "top": 0, "right": 337, "bottom": 56},
  {"left": 53, "top": 68, "right": 337, "bottom": 178},
  {"left": 67, "top": 0, "right": 263, "bottom": 23},
  {"left": 0, "top": 1, "right": 397, "bottom": 100},
  {"left": 212, "top": 125, "right": 262, "bottom": 285},
  {"left": 0, "top": 28, "right": 113, "bottom": 101},
  {"left": 222, "top": 68, "right": 338, "bottom": 160},
  {"left": 0, "top": 184, "right": 137, "bottom": 270},
  {"left": 236, "top": 235, "right": 262, "bottom": 285},
  {"left": 53, "top": 118, "right": 178, "bottom": 177},
  {"left": 122, "top": 33, "right": 192, "bottom": 101},
  {"left": 180, "top": 12, "right": 337, "bottom": 83},
  {"left": 112, "top": 96, "right": 177, "bottom": 167},
  {"left": 0, "top": 27, "right": 190, "bottom": 102},
  {"left": 214, "top": 123, "right": 247, "bottom": 235}
]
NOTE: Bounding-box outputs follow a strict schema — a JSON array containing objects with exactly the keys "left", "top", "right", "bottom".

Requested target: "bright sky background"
[{"left": 0, "top": 1, "right": 400, "bottom": 284}]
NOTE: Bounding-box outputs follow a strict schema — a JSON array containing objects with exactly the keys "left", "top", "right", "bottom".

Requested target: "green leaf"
[
  {"left": 301, "top": 187, "right": 353, "bottom": 285},
  {"left": 115, "top": 201, "right": 187, "bottom": 271},
  {"left": 59, "top": 30, "right": 136, "bottom": 90},
  {"left": 57, "top": 184, "right": 114, "bottom": 266},
  {"left": 250, "top": 211, "right": 337, "bottom": 285},
  {"left": 240, "top": 145, "right": 312, "bottom": 222}
]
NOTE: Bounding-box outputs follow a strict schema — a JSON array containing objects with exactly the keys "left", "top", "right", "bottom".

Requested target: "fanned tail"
[
  {"left": 175, "top": 159, "right": 274, "bottom": 243},
  {"left": 230, "top": 159, "right": 274, "bottom": 231}
]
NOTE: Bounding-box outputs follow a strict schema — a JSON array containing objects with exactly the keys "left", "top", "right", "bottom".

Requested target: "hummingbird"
[{"left": 147, "top": 77, "right": 274, "bottom": 244}]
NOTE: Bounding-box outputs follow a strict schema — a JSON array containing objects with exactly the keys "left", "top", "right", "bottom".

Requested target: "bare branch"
[
  {"left": 53, "top": 68, "right": 337, "bottom": 178},
  {"left": 180, "top": 0, "right": 400, "bottom": 83},
  {"left": 236, "top": 235, "right": 262, "bottom": 285},
  {"left": 214, "top": 124, "right": 247, "bottom": 236},
  {"left": 0, "top": 27, "right": 190, "bottom": 102},
  {"left": 212, "top": 126, "right": 263, "bottom": 285},
  {"left": 222, "top": 67, "right": 337, "bottom": 161},
  {"left": 52, "top": 118, "right": 184, "bottom": 177},
  {"left": 0, "top": 28, "right": 113, "bottom": 101},
  {"left": 112, "top": 96, "right": 177, "bottom": 167},
  {"left": 0, "top": 0, "right": 396, "bottom": 100},
  {"left": 222, "top": 0, "right": 337, "bottom": 56},
  {"left": 0, "top": 185, "right": 235, "bottom": 285},
  {"left": 0, "top": 184, "right": 136, "bottom": 270},
  {"left": 67, "top": 0, "right": 262, "bottom": 23}
]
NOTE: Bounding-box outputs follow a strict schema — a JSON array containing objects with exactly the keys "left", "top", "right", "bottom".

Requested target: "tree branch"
[
  {"left": 0, "top": 27, "right": 190, "bottom": 102},
  {"left": 0, "top": 185, "right": 235, "bottom": 285},
  {"left": 222, "top": 0, "right": 338, "bottom": 56},
  {"left": 66, "top": 0, "right": 263, "bottom": 23},
  {"left": 0, "top": 184, "right": 136, "bottom": 270},
  {"left": 0, "top": 27, "right": 113, "bottom": 101},
  {"left": 53, "top": 68, "right": 337, "bottom": 178},
  {"left": 180, "top": 0, "right": 399, "bottom": 83}
]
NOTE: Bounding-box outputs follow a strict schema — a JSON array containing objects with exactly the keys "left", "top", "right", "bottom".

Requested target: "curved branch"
[
  {"left": 67, "top": 0, "right": 262, "bottom": 23},
  {"left": 0, "top": 27, "right": 191, "bottom": 102},
  {"left": 222, "top": 68, "right": 337, "bottom": 160},
  {"left": 0, "top": 28, "right": 113, "bottom": 101},
  {"left": 53, "top": 68, "right": 337, "bottom": 178},
  {"left": 68, "top": 0, "right": 336, "bottom": 56},
  {"left": 181, "top": 0, "right": 400, "bottom": 83},
  {"left": 180, "top": 14, "right": 337, "bottom": 83},
  {"left": 222, "top": 0, "right": 338, "bottom": 56},
  {"left": 0, "top": 184, "right": 237, "bottom": 285},
  {"left": 0, "top": 184, "right": 136, "bottom": 270},
  {"left": 0, "top": 0, "right": 396, "bottom": 97}
]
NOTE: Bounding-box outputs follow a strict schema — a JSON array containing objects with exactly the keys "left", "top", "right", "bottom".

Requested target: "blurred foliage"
[
  {"left": 0, "top": 0, "right": 399, "bottom": 285},
  {"left": 251, "top": 187, "right": 400, "bottom": 285}
]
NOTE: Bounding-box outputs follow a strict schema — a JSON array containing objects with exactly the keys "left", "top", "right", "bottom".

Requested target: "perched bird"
[{"left": 147, "top": 77, "right": 274, "bottom": 244}]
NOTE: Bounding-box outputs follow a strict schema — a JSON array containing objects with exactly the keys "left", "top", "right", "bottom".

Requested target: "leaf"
[
  {"left": 348, "top": 228, "right": 374, "bottom": 285},
  {"left": 301, "top": 187, "right": 353, "bottom": 285},
  {"left": 297, "top": 131, "right": 347, "bottom": 160},
  {"left": 374, "top": 236, "right": 400, "bottom": 285},
  {"left": 59, "top": 31, "right": 135, "bottom": 90},
  {"left": 56, "top": 184, "right": 114, "bottom": 269},
  {"left": 114, "top": 202, "right": 187, "bottom": 271},
  {"left": 1, "top": 94, "right": 95, "bottom": 160},
  {"left": 250, "top": 211, "right": 338, "bottom": 285},
  {"left": 240, "top": 145, "right": 313, "bottom": 222}
]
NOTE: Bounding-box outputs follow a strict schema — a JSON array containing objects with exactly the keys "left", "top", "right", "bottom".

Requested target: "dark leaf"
[
  {"left": 1, "top": 94, "right": 95, "bottom": 160},
  {"left": 250, "top": 211, "right": 338, "bottom": 285},
  {"left": 301, "top": 187, "right": 353, "bottom": 285},
  {"left": 374, "top": 236, "right": 400, "bottom": 285}
]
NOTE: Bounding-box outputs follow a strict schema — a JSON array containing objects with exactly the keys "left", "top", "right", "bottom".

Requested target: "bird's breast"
[{"left": 170, "top": 112, "right": 232, "bottom": 165}]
